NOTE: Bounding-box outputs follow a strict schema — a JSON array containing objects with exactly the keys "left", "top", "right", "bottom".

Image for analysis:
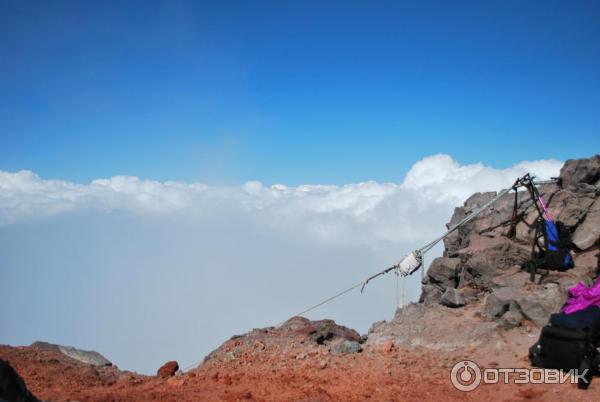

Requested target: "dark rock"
[
  {"left": 329, "top": 339, "right": 362, "bottom": 355},
  {"left": 280, "top": 317, "right": 361, "bottom": 345},
  {"left": 484, "top": 293, "right": 507, "bottom": 319},
  {"left": 517, "top": 284, "right": 566, "bottom": 326},
  {"left": 572, "top": 198, "right": 600, "bottom": 250},
  {"left": 559, "top": 155, "right": 600, "bottom": 188},
  {"left": 482, "top": 285, "right": 565, "bottom": 327},
  {"left": 204, "top": 316, "right": 362, "bottom": 363},
  {"left": 30, "top": 341, "right": 112, "bottom": 366},
  {"left": 419, "top": 284, "right": 443, "bottom": 306},
  {"left": 500, "top": 303, "right": 524, "bottom": 329},
  {"left": 483, "top": 287, "right": 520, "bottom": 318},
  {"left": 440, "top": 288, "right": 466, "bottom": 308},
  {"left": 491, "top": 265, "right": 530, "bottom": 288},
  {"left": 462, "top": 238, "right": 530, "bottom": 288},
  {"left": 157, "top": 361, "right": 179, "bottom": 378},
  {"left": 0, "top": 358, "right": 41, "bottom": 402},
  {"left": 427, "top": 257, "right": 460, "bottom": 289},
  {"left": 550, "top": 190, "right": 595, "bottom": 228}
]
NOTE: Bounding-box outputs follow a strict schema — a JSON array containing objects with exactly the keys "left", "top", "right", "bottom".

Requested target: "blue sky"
[{"left": 1, "top": 0, "right": 599, "bottom": 185}]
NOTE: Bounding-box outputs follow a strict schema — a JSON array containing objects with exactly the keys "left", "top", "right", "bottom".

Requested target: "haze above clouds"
[{"left": 0, "top": 154, "right": 562, "bottom": 373}]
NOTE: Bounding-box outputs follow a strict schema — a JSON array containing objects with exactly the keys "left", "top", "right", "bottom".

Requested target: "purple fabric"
[{"left": 562, "top": 279, "right": 600, "bottom": 314}]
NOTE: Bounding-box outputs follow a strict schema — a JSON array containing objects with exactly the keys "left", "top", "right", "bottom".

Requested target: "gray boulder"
[
  {"left": 462, "top": 238, "right": 530, "bottom": 288},
  {"left": 500, "top": 303, "right": 524, "bottom": 329},
  {"left": 419, "top": 284, "right": 443, "bottom": 306},
  {"left": 550, "top": 190, "right": 595, "bottom": 228},
  {"left": 31, "top": 341, "right": 112, "bottom": 366},
  {"left": 559, "top": 155, "right": 600, "bottom": 189},
  {"left": 440, "top": 288, "right": 466, "bottom": 308},
  {"left": 517, "top": 284, "right": 566, "bottom": 326},
  {"left": 482, "top": 284, "right": 565, "bottom": 327},
  {"left": 483, "top": 287, "right": 520, "bottom": 319},
  {"left": 329, "top": 339, "right": 362, "bottom": 355},
  {"left": 572, "top": 198, "right": 600, "bottom": 250},
  {"left": 426, "top": 257, "right": 460, "bottom": 288}
]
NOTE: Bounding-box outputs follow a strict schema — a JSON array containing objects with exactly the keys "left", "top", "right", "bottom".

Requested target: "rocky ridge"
[{"left": 367, "top": 154, "right": 600, "bottom": 349}]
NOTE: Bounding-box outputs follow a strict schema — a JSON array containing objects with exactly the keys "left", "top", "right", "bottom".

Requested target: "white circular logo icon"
[{"left": 450, "top": 360, "right": 482, "bottom": 392}]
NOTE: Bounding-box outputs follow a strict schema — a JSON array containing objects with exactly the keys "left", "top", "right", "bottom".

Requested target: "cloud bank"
[
  {"left": 0, "top": 154, "right": 563, "bottom": 374},
  {"left": 0, "top": 154, "right": 562, "bottom": 246}
]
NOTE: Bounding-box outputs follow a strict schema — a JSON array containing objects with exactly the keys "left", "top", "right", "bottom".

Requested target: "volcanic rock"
[
  {"left": 440, "top": 288, "right": 466, "bottom": 308},
  {"left": 427, "top": 257, "right": 460, "bottom": 288},
  {"left": 157, "top": 361, "right": 179, "bottom": 378},
  {"left": 559, "top": 154, "right": 600, "bottom": 188},
  {"left": 572, "top": 198, "right": 600, "bottom": 250},
  {"left": 329, "top": 339, "right": 362, "bottom": 355},
  {"left": 30, "top": 341, "right": 112, "bottom": 366},
  {"left": 371, "top": 154, "right": 600, "bottom": 350}
]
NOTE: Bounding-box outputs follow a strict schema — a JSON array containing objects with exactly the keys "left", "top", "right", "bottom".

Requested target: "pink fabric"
[{"left": 562, "top": 279, "right": 600, "bottom": 314}]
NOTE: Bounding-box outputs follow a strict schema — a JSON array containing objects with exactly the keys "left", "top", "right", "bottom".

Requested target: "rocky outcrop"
[
  {"left": 572, "top": 198, "right": 600, "bottom": 250},
  {"left": 31, "top": 341, "right": 112, "bottom": 367},
  {"left": 440, "top": 288, "right": 466, "bottom": 308},
  {"left": 559, "top": 154, "right": 600, "bottom": 189},
  {"left": 366, "top": 303, "right": 499, "bottom": 351},
  {"left": 157, "top": 361, "right": 179, "bottom": 378},
  {"left": 203, "top": 316, "right": 361, "bottom": 363},
  {"left": 369, "top": 155, "right": 600, "bottom": 349}
]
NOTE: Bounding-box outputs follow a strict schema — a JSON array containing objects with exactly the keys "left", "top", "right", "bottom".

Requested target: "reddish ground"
[{"left": 2, "top": 341, "right": 599, "bottom": 402}]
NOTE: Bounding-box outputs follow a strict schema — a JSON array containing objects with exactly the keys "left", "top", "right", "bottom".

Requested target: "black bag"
[
  {"left": 550, "top": 306, "right": 600, "bottom": 333},
  {"left": 529, "top": 325, "right": 598, "bottom": 389}
]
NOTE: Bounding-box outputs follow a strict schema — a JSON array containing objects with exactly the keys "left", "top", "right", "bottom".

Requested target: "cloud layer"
[
  {"left": 0, "top": 154, "right": 562, "bottom": 246},
  {"left": 0, "top": 154, "right": 563, "bottom": 373}
]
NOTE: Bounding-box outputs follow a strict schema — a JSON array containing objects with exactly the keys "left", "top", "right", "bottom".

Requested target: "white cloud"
[
  {"left": 0, "top": 154, "right": 563, "bottom": 246},
  {"left": 0, "top": 154, "right": 563, "bottom": 373}
]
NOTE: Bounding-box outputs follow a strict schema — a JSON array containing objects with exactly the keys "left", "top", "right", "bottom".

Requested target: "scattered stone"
[
  {"left": 157, "top": 361, "right": 179, "bottom": 379},
  {"left": 483, "top": 287, "right": 519, "bottom": 319},
  {"left": 419, "top": 284, "right": 443, "bottom": 306},
  {"left": 329, "top": 339, "right": 362, "bottom": 355},
  {"left": 500, "top": 303, "right": 524, "bottom": 329},
  {"left": 440, "top": 288, "right": 466, "bottom": 308}
]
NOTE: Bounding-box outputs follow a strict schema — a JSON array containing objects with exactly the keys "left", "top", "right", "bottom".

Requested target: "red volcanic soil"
[{"left": 1, "top": 338, "right": 597, "bottom": 402}]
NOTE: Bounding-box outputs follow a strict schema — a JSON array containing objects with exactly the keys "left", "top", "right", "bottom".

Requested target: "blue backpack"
[{"left": 529, "top": 217, "right": 574, "bottom": 281}]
